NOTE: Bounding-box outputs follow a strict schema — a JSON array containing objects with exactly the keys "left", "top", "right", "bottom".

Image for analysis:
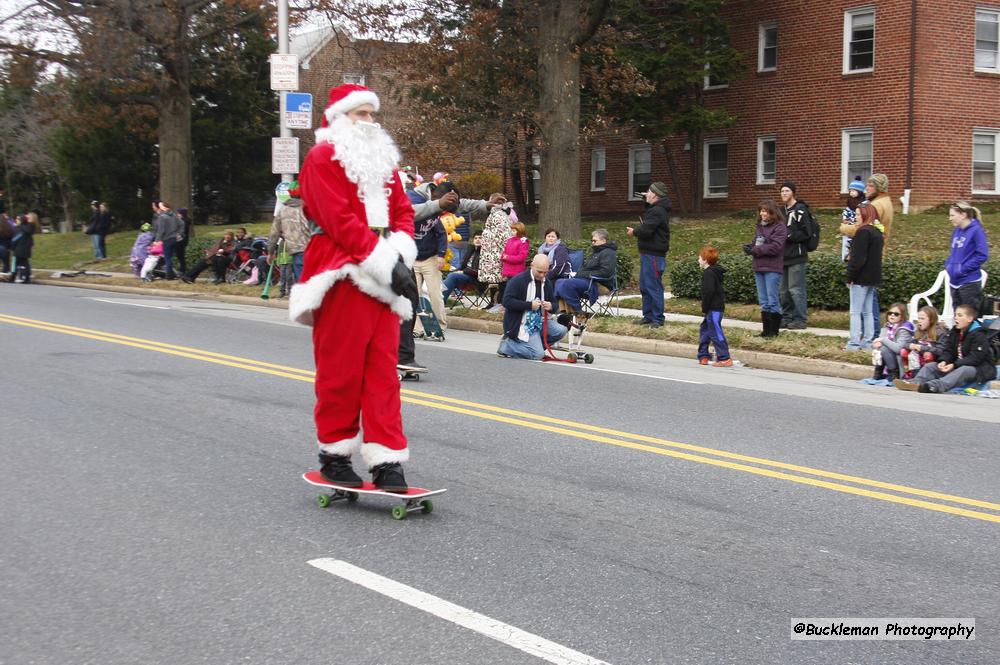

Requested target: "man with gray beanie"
[
  {"left": 778, "top": 180, "right": 810, "bottom": 329},
  {"left": 627, "top": 181, "right": 671, "bottom": 327}
]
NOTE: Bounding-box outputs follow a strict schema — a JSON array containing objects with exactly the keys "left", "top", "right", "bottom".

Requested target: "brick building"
[
  {"left": 292, "top": 2, "right": 999, "bottom": 217},
  {"left": 582, "top": 1, "right": 1000, "bottom": 215}
]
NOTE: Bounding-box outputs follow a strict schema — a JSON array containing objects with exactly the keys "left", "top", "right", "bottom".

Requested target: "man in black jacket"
[
  {"left": 627, "top": 181, "right": 670, "bottom": 327},
  {"left": 553, "top": 228, "right": 617, "bottom": 313},
  {"left": 779, "top": 181, "right": 810, "bottom": 329},
  {"left": 498, "top": 254, "right": 567, "bottom": 360}
]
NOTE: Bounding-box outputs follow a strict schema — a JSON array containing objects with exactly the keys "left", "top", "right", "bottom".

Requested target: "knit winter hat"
[
  {"left": 140, "top": 223, "right": 151, "bottom": 232},
  {"left": 646, "top": 182, "right": 668, "bottom": 197},
  {"left": 320, "top": 83, "right": 380, "bottom": 127},
  {"left": 848, "top": 176, "right": 866, "bottom": 193},
  {"left": 780, "top": 180, "right": 796, "bottom": 193},
  {"left": 867, "top": 173, "right": 889, "bottom": 192}
]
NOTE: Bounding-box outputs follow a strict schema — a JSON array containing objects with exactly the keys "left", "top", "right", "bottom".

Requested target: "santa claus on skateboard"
[{"left": 290, "top": 83, "right": 418, "bottom": 492}]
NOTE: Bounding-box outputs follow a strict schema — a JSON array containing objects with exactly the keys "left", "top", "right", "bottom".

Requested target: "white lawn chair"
[{"left": 908, "top": 270, "right": 989, "bottom": 327}]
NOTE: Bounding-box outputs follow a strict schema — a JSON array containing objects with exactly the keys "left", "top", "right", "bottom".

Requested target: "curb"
[
  {"left": 445, "top": 316, "right": 871, "bottom": 381},
  {"left": 33, "top": 277, "right": 997, "bottom": 388}
]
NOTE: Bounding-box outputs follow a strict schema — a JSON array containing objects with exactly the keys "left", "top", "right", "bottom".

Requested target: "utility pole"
[{"left": 277, "top": 0, "right": 292, "bottom": 183}]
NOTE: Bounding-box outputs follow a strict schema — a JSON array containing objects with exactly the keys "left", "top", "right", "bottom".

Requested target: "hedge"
[{"left": 669, "top": 252, "right": 1000, "bottom": 311}]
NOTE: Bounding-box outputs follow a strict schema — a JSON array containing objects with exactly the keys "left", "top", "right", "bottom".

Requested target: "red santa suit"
[{"left": 289, "top": 84, "right": 417, "bottom": 471}]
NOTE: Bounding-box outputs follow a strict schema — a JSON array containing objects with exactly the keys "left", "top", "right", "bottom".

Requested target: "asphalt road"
[{"left": 2, "top": 284, "right": 998, "bottom": 665}]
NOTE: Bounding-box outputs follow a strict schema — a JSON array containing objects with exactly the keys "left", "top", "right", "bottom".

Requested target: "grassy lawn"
[{"left": 32, "top": 223, "right": 274, "bottom": 274}]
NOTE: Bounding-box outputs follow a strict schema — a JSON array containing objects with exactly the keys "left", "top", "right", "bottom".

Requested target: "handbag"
[{"left": 148, "top": 241, "right": 163, "bottom": 256}]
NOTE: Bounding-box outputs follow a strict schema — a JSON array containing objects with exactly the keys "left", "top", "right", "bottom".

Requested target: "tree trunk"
[
  {"left": 506, "top": 134, "right": 526, "bottom": 216},
  {"left": 158, "top": 85, "right": 193, "bottom": 212},
  {"left": 662, "top": 139, "right": 687, "bottom": 215},
  {"left": 537, "top": 0, "right": 581, "bottom": 239}
]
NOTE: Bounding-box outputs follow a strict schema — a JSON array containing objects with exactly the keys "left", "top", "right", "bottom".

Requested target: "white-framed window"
[
  {"left": 757, "top": 135, "right": 776, "bottom": 185},
  {"left": 628, "top": 145, "right": 652, "bottom": 200},
  {"left": 531, "top": 153, "right": 541, "bottom": 203},
  {"left": 976, "top": 9, "right": 1000, "bottom": 72},
  {"left": 703, "top": 63, "right": 728, "bottom": 90},
  {"left": 591, "top": 147, "right": 606, "bottom": 192},
  {"left": 758, "top": 23, "right": 778, "bottom": 71},
  {"left": 703, "top": 140, "right": 728, "bottom": 198},
  {"left": 843, "top": 7, "right": 875, "bottom": 73},
  {"left": 973, "top": 129, "right": 999, "bottom": 193},
  {"left": 841, "top": 129, "right": 873, "bottom": 192},
  {"left": 342, "top": 73, "right": 366, "bottom": 85}
]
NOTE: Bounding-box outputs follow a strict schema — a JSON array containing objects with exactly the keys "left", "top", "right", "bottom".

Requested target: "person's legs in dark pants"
[
  {"left": 780, "top": 261, "right": 808, "bottom": 328},
  {"left": 639, "top": 254, "right": 666, "bottom": 323},
  {"left": 951, "top": 282, "right": 984, "bottom": 313},
  {"left": 175, "top": 239, "right": 189, "bottom": 274},
  {"left": 162, "top": 237, "right": 178, "bottom": 279},
  {"left": 210, "top": 254, "right": 229, "bottom": 283},
  {"left": 397, "top": 270, "right": 421, "bottom": 368}
]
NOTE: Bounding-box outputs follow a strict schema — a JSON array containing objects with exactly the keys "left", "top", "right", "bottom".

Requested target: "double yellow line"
[{"left": 3, "top": 311, "right": 1000, "bottom": 524}]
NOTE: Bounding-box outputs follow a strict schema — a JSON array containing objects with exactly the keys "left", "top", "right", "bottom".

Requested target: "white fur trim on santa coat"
[
  {"left": 325, "top": 90, "right": 380, "bottom": 122},
  {"left": 288, "top": 264, "right": 413, "bottom": 327},
  {"left": 361, "top": 441, "right": 410, "bottom": 469},
  {"left": 387, "top": 231, "right": 417, "bottom": 269},
  {"left": 359, "top": 235, "right": 398, "bottom": 285},
  {"left": 318, "top": 433, "right": 362, "bottom": 457}
]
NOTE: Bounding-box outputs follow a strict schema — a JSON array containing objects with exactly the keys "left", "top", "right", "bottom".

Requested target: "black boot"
[
  {"left": 760, "top": 312, "right": 778, "bottom": 338},
  {"left": 872, "top": 364, "right": 884, "bottom": 380},
  {"left": 884, "top": 367, "right": 899, "bottom": 382},
  {"left": 371, "top": 462, "right": 408, "bottom": 493},
  {"left": 769, "top": 312, "right": 781, "bottom": 337},
  {"left": 758, "top": 312, "right": 769, "bottom": 337},
  {"left": 319, "top": 452, "right": 363, "bottom": 487}
]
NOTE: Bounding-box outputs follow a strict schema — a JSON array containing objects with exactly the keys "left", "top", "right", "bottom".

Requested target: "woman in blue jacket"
[{"left": 944, "top": 202, "right": 989, "bottom": 312}]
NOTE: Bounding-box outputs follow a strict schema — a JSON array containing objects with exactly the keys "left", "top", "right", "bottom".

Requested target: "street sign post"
[
  {"left": 271, "top": 137, "right": 300, "bottom": 175},
  {"left": 284, "top": 92, "right": 313, "bottom": 129},
  {"left": 269, "top": 54, "right": 299, "bottom": 90}
]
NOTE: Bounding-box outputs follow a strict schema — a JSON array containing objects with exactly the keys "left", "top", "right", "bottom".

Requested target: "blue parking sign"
[{"left": 284, "top": 92, "right": 313, "bottom": 129}]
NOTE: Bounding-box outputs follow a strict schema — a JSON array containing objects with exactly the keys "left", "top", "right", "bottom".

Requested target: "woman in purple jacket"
[{"left": 744, "top": 200, "right": 788, "bottom": 338}]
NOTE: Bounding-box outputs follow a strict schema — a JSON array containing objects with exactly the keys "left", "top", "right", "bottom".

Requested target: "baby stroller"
[{"left": 226, "top": 238, "right": 268, "bottom": 284}]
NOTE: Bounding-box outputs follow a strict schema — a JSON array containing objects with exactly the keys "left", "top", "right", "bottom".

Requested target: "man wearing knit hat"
[
  {"left": 291, "top": 83, "right": 418, "bottom": 492},
  {"left": 626, "top": 181, "right": 671, "bottom": 327},
  {"left": 778, "top": 180, "right": 810, "bottom": 330}
]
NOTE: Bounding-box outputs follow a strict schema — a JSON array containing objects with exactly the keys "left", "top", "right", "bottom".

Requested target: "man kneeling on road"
[{"left": 497, "top": 255, "right": 567, "bottom": 360}]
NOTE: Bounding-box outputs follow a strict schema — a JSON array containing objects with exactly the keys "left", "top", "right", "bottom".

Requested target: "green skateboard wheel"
[
  {"left": 316, "top": 494, "right": 331, "bottom": 508},
  {"left": 420, "top": 499, "right": 433, "bottom": 514},
  {"left": 391, "top": 505, "right": 407, "bottom": 520},
  {"left": 584, "top": 353, "right": 594, "bottom": 364}
]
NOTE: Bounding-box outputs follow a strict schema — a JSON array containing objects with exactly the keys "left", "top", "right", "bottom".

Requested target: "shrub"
[
  {"left": 185, "top": 237, "right": 217, "bottom": 268},
  {"left": 453, "top": 170, "right": 504, "bottom": 200},
  {"left": 669, "top": 251, "right": 1000, "bottom": 312}
]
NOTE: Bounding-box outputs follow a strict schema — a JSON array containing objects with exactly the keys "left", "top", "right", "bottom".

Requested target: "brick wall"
[{"left": 583, "top": 0, "right": 999, "bottom": 214}]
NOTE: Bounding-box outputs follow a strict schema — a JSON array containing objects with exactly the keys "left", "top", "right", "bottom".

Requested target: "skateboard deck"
[
  {"left": 303, "top": 471, "right": 446, "bottom": 520},
  {"left": 417, "top": 296, "right": 445, "bottom": 341},
  {"left": 397, "top": 365, "right": 427, "bottom": 381}
]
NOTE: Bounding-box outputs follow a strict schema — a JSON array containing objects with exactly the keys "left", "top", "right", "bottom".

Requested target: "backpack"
[
  {"left": 987, "top": 318, "right": 1000, "bottom": 365},
  {"left": 798, "top": 201, "right": 820, "bottom": 252}
]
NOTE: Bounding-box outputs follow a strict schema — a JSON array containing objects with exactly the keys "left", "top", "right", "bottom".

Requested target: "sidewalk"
[{"left": 28, "top": 270, "right": 999, "bottom": 388}]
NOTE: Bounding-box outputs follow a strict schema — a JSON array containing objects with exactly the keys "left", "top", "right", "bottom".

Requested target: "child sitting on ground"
[
  {"left": 871, "top": 302, "right": 914, "bottom": 381},
  {"left": 697, "top": 246, "right": 732, "bottom": 367},
  {"left": 894, "top": 303, "right": 997, "bottom": 393},
  {"left": 901, "top": 305, "right": 947, "bottom": 378}
]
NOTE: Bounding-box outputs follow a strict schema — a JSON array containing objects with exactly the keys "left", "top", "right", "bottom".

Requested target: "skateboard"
[
  {"left": 417, "top": 296, "right": 445, "bottom": 341},
  {"left": 303, "top": 471, "right": 446, "bottom": 520},
  {"left": 397, "top": 364, "right": 427, "bottom": 381},
  {"left": 545, "top": 311, "right": 595, "bottom": 364}
]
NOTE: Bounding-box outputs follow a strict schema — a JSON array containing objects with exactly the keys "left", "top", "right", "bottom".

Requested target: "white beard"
[{"left": 315, "top": 115, "right": 400, "bottom": 228}]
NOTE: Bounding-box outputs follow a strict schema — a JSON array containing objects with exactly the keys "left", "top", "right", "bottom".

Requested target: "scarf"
[
  {"left": 517, "top": 278, "right": 546, "bottom": 342},
  {"left": 538, "top": 239, "right": 560, "bottom": 256}
]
